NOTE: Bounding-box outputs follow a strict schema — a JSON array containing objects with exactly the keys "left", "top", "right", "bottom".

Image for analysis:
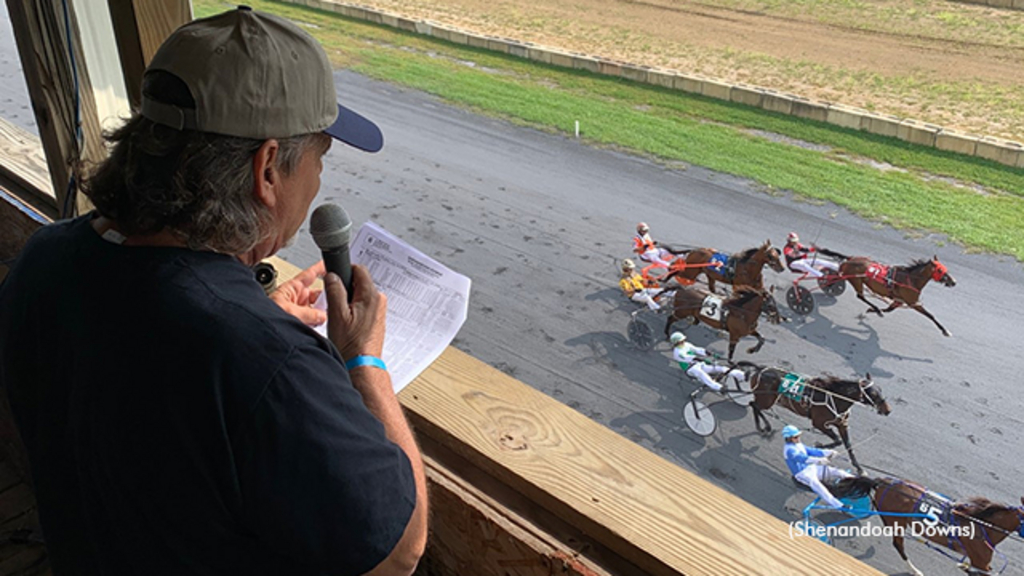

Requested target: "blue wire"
[{"left": 60, "top": 0, "right": 82, "bottom": 218}]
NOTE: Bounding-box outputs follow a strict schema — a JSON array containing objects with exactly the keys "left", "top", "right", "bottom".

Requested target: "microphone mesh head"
[{"left": 309, "top": 203, "right": 353, "bottom": 250}]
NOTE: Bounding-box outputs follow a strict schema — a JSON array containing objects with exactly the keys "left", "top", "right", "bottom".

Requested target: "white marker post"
[{"left": 575, "top": 120, "right": 579, "bottom": 138}]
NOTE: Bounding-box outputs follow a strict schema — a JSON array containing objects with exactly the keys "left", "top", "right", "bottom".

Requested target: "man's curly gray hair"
[{"left": 83, "top": 70, "right": 329, "bottom": 255}]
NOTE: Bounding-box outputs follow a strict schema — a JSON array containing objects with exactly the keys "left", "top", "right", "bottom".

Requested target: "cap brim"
[{"left": 324, "top": 103, "right": 383, "bottom": 153}]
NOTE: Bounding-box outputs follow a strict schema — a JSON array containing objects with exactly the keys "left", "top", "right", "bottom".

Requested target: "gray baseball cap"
[{"left": 140, "top": 5, "right": 382, "bottom": 152}]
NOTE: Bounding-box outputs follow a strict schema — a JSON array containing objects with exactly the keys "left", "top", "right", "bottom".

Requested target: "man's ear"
[{"left": 252, "top": 139, "right": 282, "bottom": 209}]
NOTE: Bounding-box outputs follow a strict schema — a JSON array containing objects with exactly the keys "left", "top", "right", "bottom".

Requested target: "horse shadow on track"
[{"left": 775, "top": 295, "right": 932, "bottom": 377}]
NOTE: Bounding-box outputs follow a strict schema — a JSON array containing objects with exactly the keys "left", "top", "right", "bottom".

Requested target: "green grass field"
[{"left": 196, "top": 0, "right": 1024, "bottom": 260}]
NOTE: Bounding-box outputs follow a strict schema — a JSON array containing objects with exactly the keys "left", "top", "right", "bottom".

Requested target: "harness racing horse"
[
  {"left": 837, "top": 255, "right": 957, "bottom": 337},
  {"left": 838, "top": 477, "right": 1024, "bottom": 576},
  {"left": 664, "top": 285, "right": 782, "bottom": 361},
  {"left": 736, "top": 362, "right": 891, "bottom": 475},
  {"left": 665, "top": 240, "right": 785, "bottom": 293}
]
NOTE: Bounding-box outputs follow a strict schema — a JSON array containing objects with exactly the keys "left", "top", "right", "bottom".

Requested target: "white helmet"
[
  {"left": 670, "top": 332, "right": 686, "bottom": 345},
  {"left": 621, "top": 259, "right": 636, "bottom": 271},
  {"left": 637, "top": 222, "right": 649, "bottom": 234},
  {"left": 787, "top": 231, "right": 799, "bottom": 243}
]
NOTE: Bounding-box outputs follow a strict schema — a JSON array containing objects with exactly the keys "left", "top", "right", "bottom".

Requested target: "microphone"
[{"left": 310, "top": 203, "right": 354, "bottom": 302}]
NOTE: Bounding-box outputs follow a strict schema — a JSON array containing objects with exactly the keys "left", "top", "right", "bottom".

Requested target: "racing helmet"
[
  {"left": 637, "top": 222, "right": 649, "bottom": 234},
  {"left": 782, "top": 425, "right": 802, "bottom": 439},
  {"left": 787, "top": 232, "right": 799, "bottom": 243},
  {"left": 621, "top": 259, "right": 636, "bottom": 271},
  {"left": 670, "top": 332, "right": 686, "bottom": 345}
]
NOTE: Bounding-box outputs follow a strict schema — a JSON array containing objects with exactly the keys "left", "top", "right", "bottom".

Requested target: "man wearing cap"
[
  {"left": 619, "top": 259, "right": 662, "bottom": 311},
  {"left": 784, "top": 232, "right": 838, "bottom": 279},
  {"left": 670, "top": 332, "right": 744, "bottom": 393},
  {"left": 633, "top": 222, "right": 674, "bottom": 268},
  {"left": 783, "top": 425, "right": 851, "bottom": 510},
  {"left": 0, "top": 7, "right": 425, "bottom": 576}
]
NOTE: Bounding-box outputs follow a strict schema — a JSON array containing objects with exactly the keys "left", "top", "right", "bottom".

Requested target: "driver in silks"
[
  {"left": 783, "top": 425, "right": 852, "bottom": 510},
  {"left": 619, "top": 259, "right": 662, "bottom": 311},
  {"left": 670, "top": 332, "right": 745, "bottom": 394}
]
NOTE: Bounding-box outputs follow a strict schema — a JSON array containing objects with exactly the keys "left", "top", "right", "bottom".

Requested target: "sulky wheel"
[
  {"left": 786, "top": 285, "right": 815, "bottom": 315},
  {"left": 682, "top": 399, "right": 717, "bottom": 436},
  {"left": 627, "top": 318, "right": 655, "bottom": 350},
  {"left": 817, "top": 274, "right": 846, "bottom": 297}
]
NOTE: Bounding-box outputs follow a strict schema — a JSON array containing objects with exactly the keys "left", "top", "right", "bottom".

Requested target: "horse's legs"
[
  {"left": 751, "top": 405, "right": 770, "bottom": 435},
  {"left": 836, "top": 425, "right": 864, "bottom": 475},
  {"left": 664, "top": 313, "right": 677, "bottom": 339},
  {"left": 748, "top": 376, "right": 774, "bottom": 435},
  {"left": 961, "top": 543, "right": 992, "bottom": 575},
  {"left": 813, "top": 424, "right": 842, "bottom": 449},
  {"left": 881, "top": 301, "right": 901, "bottom": 313},
  {"left": 855, "top": 289, "right": 884, "bottom": 317},
  {"left": 911, "top": 303, "right": 952, "bottom": 337},
  {"left": 892, "top": 536, "right": 924, "bottom": 576},
  {"left": 745, "top": 329, "right": 765, "bottom": 355}
]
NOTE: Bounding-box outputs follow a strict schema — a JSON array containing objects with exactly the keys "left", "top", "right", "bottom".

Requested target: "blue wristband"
[{"left": 345, "top": 355, "right": 388, "bottom": 372}]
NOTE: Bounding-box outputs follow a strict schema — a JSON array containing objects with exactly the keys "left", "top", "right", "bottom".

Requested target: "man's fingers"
[
  {"left": 350, "top": 265, "right": 378, "bottom": 302},
  {"left": 324, "top": 272, "right": 352, "bottom": 323},
  {"left": 290, "top": 305, "right": 327, "bottom": 326},
  {"left": 293, "top": 260, "right": 327, "bottom": 287}
]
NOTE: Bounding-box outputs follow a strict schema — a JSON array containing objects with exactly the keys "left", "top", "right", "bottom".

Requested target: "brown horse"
[
  {"left": 735, "top": 362, "right": 891, "bottom": 474},
  {"left": 665, "top": 240, "right": 785, "bottom": 293},
  {"left": 664, "top": 285, "right": 781, "bottom": 361},
  {"left": 838, "top": 255, "right": 956, "bottom": 337},
  {"left": 837, "top": 477, "right": 1024, "bottom": 576}
]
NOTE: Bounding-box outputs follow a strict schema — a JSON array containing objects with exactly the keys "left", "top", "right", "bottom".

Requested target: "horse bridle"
[{"left": 858, "top": 379, "right": 878, "bottom": 408}]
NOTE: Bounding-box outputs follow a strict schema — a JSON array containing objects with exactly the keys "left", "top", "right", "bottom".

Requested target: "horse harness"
[
  {"left": 866, "top": 263, "right": 901, "bottom": 298},
  {"left": 709, "top": 252, "right": 735, "bottom": 281},
  {"left": 865, "top": 260, "right": 946, "bottom": 300},
  {"left": 771, "top": 372, "right": 877, "bottom": 424}
]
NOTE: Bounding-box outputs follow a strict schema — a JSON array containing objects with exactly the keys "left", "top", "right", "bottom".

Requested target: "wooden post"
[
  {"left": 107, "top": 0, "right": 191, "bottom": 109},
  {"left": 5, "top": 0, "right": 105, "bottom": 217}
]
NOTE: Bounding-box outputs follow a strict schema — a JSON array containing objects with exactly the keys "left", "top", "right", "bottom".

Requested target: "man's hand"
[
  {"left": 324, "top": 265, "right": 387, "bottom": 361},
  {"left": 269, "top": 261, "right": 326, "bottom": 326}
]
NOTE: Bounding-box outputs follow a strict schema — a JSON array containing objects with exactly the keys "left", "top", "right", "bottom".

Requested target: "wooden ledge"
[{"left": 0, "top": 118, "right": 55, "bottom": 216}]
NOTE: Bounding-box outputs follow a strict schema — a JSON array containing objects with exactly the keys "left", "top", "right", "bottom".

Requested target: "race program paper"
[{"left": 313, "top": 221, "right": 471, "bottom": 392}]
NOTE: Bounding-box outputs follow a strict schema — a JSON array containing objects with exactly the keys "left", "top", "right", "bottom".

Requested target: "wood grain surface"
[{"left": 0, "top": 118, "right": 53, "bottom": 203}]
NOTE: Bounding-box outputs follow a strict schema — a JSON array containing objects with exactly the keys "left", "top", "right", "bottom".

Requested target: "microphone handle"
[{"left": 321, "top": 246, "right": 353, "bottom": 302}]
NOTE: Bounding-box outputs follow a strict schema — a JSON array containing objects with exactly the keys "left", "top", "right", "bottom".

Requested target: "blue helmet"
[{"left": 782, "top": 425, "right": 802, "bottom": 439}]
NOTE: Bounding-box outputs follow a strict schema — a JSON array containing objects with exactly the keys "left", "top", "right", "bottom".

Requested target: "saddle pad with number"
[
  {"left": 699, "top": 294, "right": 724, "bottom": 322},
  {"left": 866, "top": 262, "right": 891, "bottom": 285},
  {"left": 915, "top": 491, "right": 953, "bottom": 525},
  {"left": 779, "top": 373, "right": 807, "bottom": 401}
]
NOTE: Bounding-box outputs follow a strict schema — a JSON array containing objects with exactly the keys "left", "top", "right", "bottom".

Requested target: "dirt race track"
[{"left": 361, "top": 0, "right": 1024, "bottom": 140}]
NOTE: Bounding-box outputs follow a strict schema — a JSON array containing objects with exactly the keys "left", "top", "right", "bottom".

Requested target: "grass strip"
[{"left": 195, "top": 0, "right": 1024, "bottom": 260}]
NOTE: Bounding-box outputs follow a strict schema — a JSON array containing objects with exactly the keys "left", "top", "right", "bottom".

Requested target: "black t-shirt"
[{"left": 0, "top": 215, "right": 415, "bottom": 575}]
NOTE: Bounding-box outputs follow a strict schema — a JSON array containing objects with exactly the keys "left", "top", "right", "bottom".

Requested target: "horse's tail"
[
  {"left": 818, "top": 247, "right": 850, "bottom": 262},
  {"left": 662, "top": 244, "right": 696, "bottom": 256},
  {"left": 833, "top": 476, "right": 881, "bottom": 500}
]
